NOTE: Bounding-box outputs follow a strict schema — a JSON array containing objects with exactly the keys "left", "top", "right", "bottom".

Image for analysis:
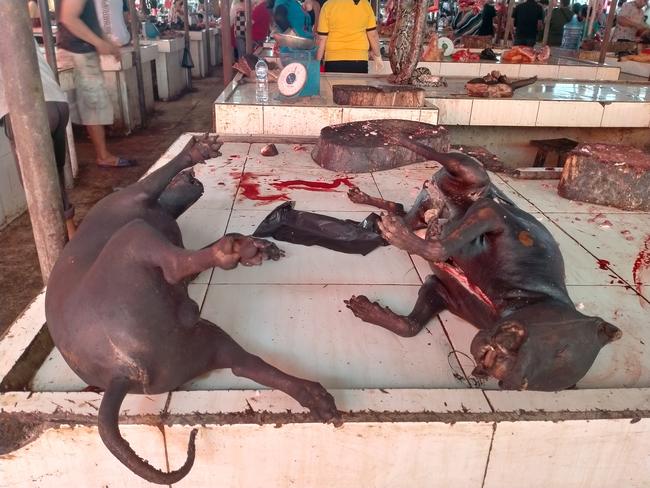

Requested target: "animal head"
[
  {"left": 470, "top": 314, "right": 621, "bottom": 391},
  {"left": 158, "top": 169, "right": 204, "bottom": 217}
]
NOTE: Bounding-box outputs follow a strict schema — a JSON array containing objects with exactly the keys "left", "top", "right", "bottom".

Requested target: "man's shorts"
[{"left": 57, "top": 49, "right": 113, "bottom": 126}]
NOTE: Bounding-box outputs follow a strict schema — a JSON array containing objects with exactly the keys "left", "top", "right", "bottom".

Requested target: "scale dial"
[{"left": 278, "top": 62, "right": 308, "bottom": 97}]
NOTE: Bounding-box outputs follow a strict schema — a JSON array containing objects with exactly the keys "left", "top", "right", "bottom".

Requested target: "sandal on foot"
[{"left": 97, "top": 157, "right": 137, "bottom": 168}]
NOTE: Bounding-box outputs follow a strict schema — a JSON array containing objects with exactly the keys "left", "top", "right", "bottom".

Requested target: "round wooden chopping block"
[{"left": 311, "top": 119, "right": 450, "bottom": 173}]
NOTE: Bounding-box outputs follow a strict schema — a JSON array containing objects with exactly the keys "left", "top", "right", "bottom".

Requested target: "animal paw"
[
  {"left": 252, "top": 238, "right": 284, "bottom": 261},
  {"left": 347, "top": 186, "right": 369, "bottom": 204},
  {"left": 184, "top": 134, "right": 222, "bottom": 166},
  {"left": 377, "top": 213, "right": 416, "bottom": 251},
  {"left": 291, "top": 380, "right": 341, "bottom": 426},
  {"left": 344, "top": 295, "right": 390, "bottom": 322}
]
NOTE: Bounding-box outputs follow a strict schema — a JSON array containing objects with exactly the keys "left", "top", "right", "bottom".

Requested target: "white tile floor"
[{"left": 31, "top": 142, "right": 650, "bottom": 394}]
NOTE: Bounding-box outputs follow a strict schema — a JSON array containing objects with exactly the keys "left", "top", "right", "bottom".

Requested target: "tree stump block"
[
  {"left": 312, "top": 120, "right": 450, "bottom": 173},
  {"left": 332, "top": 84, "right": 425, "bottom": 107},
  {"left": 558, "top": 143, "right": 650, "bottom": 211}
]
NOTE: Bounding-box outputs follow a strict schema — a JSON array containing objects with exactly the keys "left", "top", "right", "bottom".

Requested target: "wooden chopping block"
[
  {"left": 558, "top": 143, "right": 650, "bottom": 211},
  {"left": 332, "top": 84, "right": 425, "bottom": 107},
  {"left": 312, "top": 119, "right": 449, "bottom": 173}
]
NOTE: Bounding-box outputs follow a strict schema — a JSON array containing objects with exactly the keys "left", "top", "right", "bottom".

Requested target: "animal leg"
[
  {"left": 344, "top": 275, "right": 447, "bottom": 337},
  {"left": 379, "top": 199, "right": 506, "bottom": 262},
  {"left": 130, "top": 134, "right": 222, "bottom": 201},
  {"left": 176, "top": 320, "right": 340, "bottom": 424},
  {"left": 347, "top": 186, "right": 406, "bottom": 216},
  {"left": 100, "top": 220, "right": 281, "bottom": 285}
]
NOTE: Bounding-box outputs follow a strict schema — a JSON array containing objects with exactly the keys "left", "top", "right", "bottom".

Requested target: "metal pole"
[
  {"left": 541, "top": 0, "right": 556, "bottom": 45},
  {"left": 598, "top": 0, "right": 616, "bottom": 64},
  {"left": 127, "top": 0, "right": 147, "bottom": 127},
  {"left": 37, "top": 0, "right": 58, "bottom": 79},
  {"left": 0, "top": 0, "right": 66, "bottom": 283},
  {"left": 220, "top": 0, "right": 234, "bottom": 84},
  {"left": 244, "top": 0, "right": 253, "bottom": 54},
  {"left": 205, "top": 0, "right": 212, "bottom": 73},
  {"left": 183, "top": 0, "right": 193, "bottom": 90}
]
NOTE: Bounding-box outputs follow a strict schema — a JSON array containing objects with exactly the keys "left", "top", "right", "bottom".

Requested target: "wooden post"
[
  {"left": 0, "top": 0, "right": 66, "bottom": 283},
  {"left": 244, "top": 0, "right": 253, "bottom": 54},
  {"left": 220, "top": 0, "right": 234, "bottom": 84},
  {"left": 587, "top": 0, "right": 599, "bottom": 37},
  {"left": 127, "top": 0, "right": 147, "bottom": 127},
  {"left": 541, "top": 0, "right": 556, "bottom": 45},
  {"left": 504, "top": 0, "right": 517, "bottom": 46},
  {"left": 205, "top": 0, "right": 212, "bottom": 73},
  {"left": 598, "top": 0, "right": 616, "bottom": 64}
]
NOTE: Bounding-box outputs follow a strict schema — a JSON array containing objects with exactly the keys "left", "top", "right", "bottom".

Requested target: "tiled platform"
[
  {"left": 215, "top": 74, "right": 650, "bottom": 133},
  {"left": 368, "top": 57, "right": 621, "bottom": 81},
  {"left": 426, "top": 79, "right": 650, "bottom": 127},
  {"left": 214, "top": 74, "right": 439, "bottom": 136},
  {"left": 2, "top": 134, "right": 650, "bottom": 487},
  {"left": 30, "top": 139, "right": 650, "bottom": 392}
]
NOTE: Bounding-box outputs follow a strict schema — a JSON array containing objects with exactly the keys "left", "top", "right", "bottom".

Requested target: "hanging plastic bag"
[
  {"left": 182, "top": 47, "right": 194, "bottom": 69},
  {"left": 253, "top": 202, "right": 387, "bottom": 256}
]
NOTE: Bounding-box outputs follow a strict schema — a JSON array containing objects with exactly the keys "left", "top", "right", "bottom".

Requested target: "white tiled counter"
[
  {"left": 215, "top": 73, "right": 650, "bottom": 133},
  {"left": 368, "top": 58, "right": 621, "bottom": 81},
  {"left": 214, "top": 74, "right": 439, "bottom": 136},
  {"left": 148, "top": 37, "right": 190, "bottom": 101},
  {"left": 427, "top": 79, "right": 650, "bottom": 127},
  {"left": 1, "top": 134, "right": 650, "bottom": 487},
  {"left": 189, "top": 30, "right": 209, "bottom": 78},
  {"left": 605, "top": 56, "right": 650, "bottom": 79},
  {"left": 208, "top": 27, "right": 222, "bottom": 67}
]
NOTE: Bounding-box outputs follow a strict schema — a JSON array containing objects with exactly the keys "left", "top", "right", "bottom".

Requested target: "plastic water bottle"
[
  {"left": 561, "top": 16, "right": 583, "bottom": 50},
  {"left": 255, "top": 59, "right": 269, "bottom": 103}
]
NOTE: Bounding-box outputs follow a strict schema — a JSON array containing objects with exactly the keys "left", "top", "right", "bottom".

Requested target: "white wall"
[{"left": 0, "top": 130, "right": 26, "bottom": 229}]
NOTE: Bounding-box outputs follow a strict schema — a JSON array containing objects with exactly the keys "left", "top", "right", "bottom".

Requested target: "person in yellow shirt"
[{"left": 316, "top": 0, "right": 382, "bottom": 73}]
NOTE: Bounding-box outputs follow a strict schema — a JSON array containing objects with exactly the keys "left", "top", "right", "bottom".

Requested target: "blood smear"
[{"left": 632, "top": 235, "right": 650, "bottom": 295}]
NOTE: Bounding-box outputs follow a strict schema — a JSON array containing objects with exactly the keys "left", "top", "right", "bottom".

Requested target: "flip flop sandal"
[{"left": 97, "top": 157, "right": 137, "bottom": 168}]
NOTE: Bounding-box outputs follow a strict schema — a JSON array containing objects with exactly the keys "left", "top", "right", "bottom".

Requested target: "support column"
[
  {"left": 220, "top": 0, "right": 234, "bottom": 84},
  {"left": 598, "top": 0, "right": 616, "bottom": 64},
  {"left": 183, "top": 0, "right": 193, "bottom": 90},
  {"left": 127, "top": 0, "right": 147, "bottom": 127},
  {"left": 0, "top": 0, "right": 66, "bottom": 283},
  {"left": 541, "top": 0, "right": 556, "bottom": 46},
  {"left": 245, "top": 0, "right": 253, "bottom": 54}
]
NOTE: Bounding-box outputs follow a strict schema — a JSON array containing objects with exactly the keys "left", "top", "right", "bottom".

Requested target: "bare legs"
[{"left": 86, "top": 124, "right": 119, "bottom": 166}]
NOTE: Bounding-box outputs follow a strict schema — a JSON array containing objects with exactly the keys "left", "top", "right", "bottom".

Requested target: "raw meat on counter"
[
  {"left": 465, "top": 70, "right": 537, "bottom": 97},
  {"left": 501, "top": 45, "right": 550, "bottom": 63}
]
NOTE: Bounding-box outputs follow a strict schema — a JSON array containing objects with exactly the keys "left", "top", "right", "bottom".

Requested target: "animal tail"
[{"left": 98, "top": 377, "right": 198, "bottom": 485}]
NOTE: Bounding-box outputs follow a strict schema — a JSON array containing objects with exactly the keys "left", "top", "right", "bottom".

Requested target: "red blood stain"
[
  {"left": 632, "top": 235, "right": 650, "bottom": 294},
  {"left": 597, "top": 259, "right": 610, "bottom": 270},
  {"left": 271, "top": 177, "right": 355, "bottom": 192},
  {"left": 233, "top": 172, "right": 354, "bottom": 202},
  {"left": 236, "top": 172, "right": 289, "bottom": 202},
  {"left": 292, "top": 144, "right": 307, "bottom": 152}
]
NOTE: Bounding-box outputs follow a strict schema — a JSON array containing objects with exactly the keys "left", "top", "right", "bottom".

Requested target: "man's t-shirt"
[
  {"left": 317, "top": 0, "right": 377, "bottom": 62},
  {"left": 477, "top": 3, "right": 497, "bottom": 35},
  {"left": 57, "top": 0, "right": 105, "bottom": 53},
  {"left": 613, "top": 1, "right": 644, "bottom": 41},
  {"left": 512, "top": 0, "right": 544, "bottom": 39},
  {"left": 95, "top": 0, "right": 131, "bottom": 47}
]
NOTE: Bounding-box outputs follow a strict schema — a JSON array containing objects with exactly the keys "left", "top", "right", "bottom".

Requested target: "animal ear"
[
  {"left": 598, "top": 321, "right": 622, "bottom": 343},
  {"left": 495, "top": 321, "right": 527, "bottom": 352}
]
